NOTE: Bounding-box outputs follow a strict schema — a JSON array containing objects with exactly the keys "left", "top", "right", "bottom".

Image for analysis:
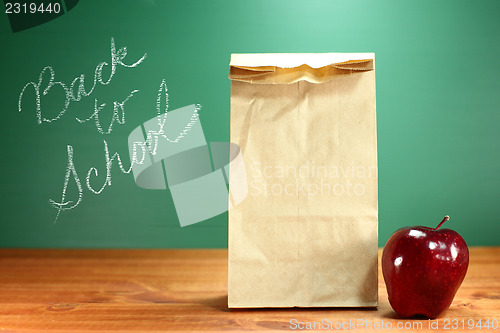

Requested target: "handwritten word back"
[{"left": 18, "top": 37, "right": 146, "bottom": 134}]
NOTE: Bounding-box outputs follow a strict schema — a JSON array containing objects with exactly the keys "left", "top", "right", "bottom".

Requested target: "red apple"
[{"left": 382, "top": 215, "right": 469, "bottom": 318}]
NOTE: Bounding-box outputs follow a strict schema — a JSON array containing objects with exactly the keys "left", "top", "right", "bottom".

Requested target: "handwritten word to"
[{"left": 18, "top": 37, "right": 146, "bottom": 135}]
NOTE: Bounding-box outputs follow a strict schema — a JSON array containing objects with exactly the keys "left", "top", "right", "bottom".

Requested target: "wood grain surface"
[{"left": 0, "top": 247, "right": 498, "bottom": 332}]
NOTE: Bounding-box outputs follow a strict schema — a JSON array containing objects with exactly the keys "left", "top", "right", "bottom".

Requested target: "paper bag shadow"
[{"left": 198, "top": 295, "right": 378, "bottom": 313}]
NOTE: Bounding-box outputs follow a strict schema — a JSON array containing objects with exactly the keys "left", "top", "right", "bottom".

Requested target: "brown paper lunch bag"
[{"left": 228, "top": 53, "right": 378, "bottom": 308}]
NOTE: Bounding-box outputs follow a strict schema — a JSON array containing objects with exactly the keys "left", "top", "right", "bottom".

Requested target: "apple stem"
[{"left": 435, "top": 215, "right": 450, "bottom": 230}]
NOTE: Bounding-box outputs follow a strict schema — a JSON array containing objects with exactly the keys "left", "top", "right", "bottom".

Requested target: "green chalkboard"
[{"left": 1, "top": 0, "right": 499, "bottom": 248}]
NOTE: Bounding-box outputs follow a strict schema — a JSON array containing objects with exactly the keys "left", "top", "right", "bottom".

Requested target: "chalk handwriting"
[
  {"left": 143, "top": 79, "right": 201, "bottom": 155},
  {"left": 76, "top": 90, "right": 139, "bottom": 135},
  {"left": 86, "top": 139, "right": 133, "bottom": 195},
  {"left": 49, "top": 139, "right": 132, "bottom": 223},
  {"left": 18, "top": 37, "right": 146, "bottom": 134},
  {"left": 17, "top": 37, "right": 202, "bottom": 222},
  {"left": 49, "top": 79, "right": 201, "bottom": 223},
  {"left": 48, "top": 145, "right": 82, "bottom": 222}
]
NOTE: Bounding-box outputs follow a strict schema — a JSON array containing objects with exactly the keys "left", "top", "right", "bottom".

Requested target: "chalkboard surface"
[{"left": 1, "top": 0, "right": 499, "bottom": 248}]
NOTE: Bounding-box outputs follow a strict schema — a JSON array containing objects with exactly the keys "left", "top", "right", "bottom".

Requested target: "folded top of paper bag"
[
  {"left": 229, "top": 53, "right": 374, "bottom": 84},
  {"left": 230, "top": 53, "right": 374, "bottom": 69}
]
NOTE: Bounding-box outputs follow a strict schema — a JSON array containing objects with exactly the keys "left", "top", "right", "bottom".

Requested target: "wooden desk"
[{"left": 0, "top": 247, "right": 498, "bottom": 332}]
